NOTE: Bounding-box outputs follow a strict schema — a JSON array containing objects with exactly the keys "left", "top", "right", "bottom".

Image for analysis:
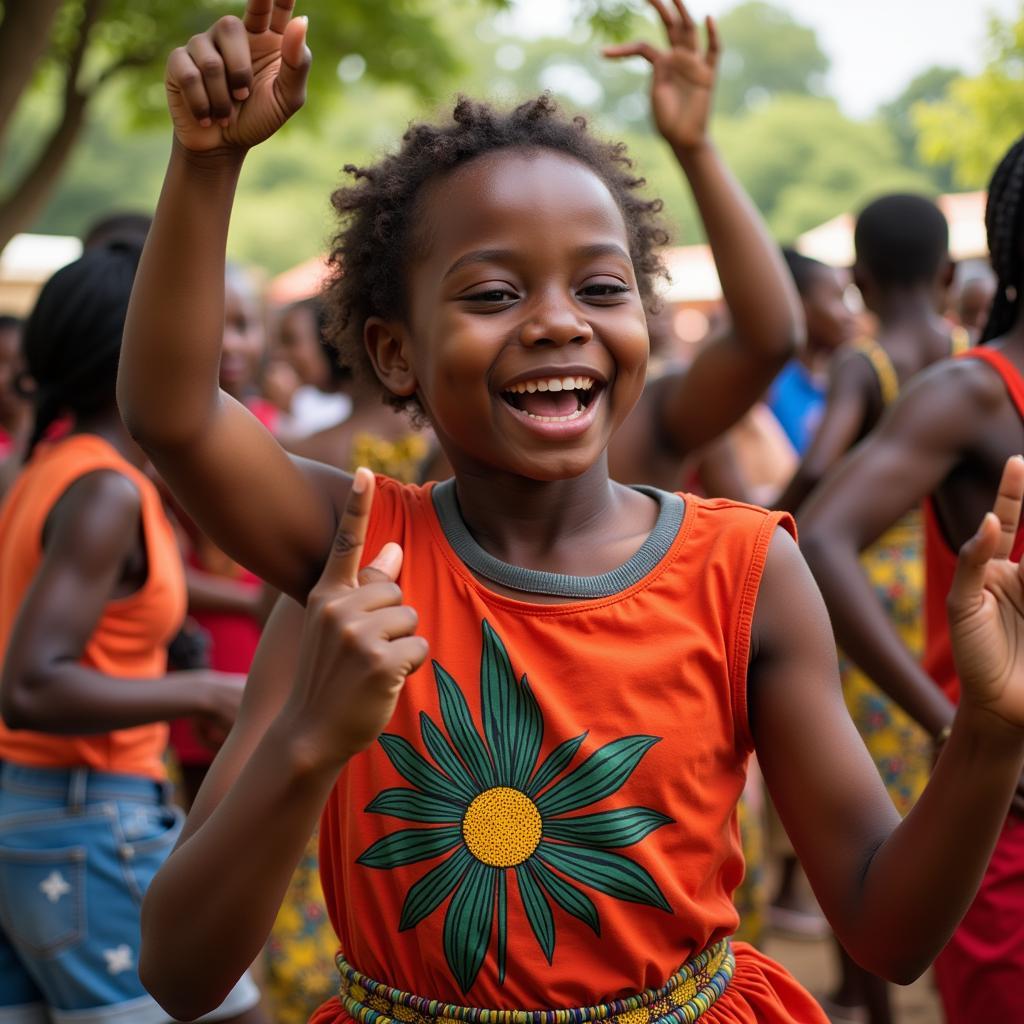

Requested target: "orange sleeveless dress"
[
  {"left": 922, "top": 347, "right": 1024, "bottom": 1022},
  {"left": 311, "top": 477, "right": 827, "bottom": 1023},
  {"left": 0, "top": 434, "right": 186, "bottom": 781}
]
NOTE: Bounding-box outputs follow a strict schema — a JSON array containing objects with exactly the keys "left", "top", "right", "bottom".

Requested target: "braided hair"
[
  {"left": 21, "top": 242, "right": 141, "bottom": 459},
  {"left": 980, "top": 136, "right": 1024, "bottom": 344}
]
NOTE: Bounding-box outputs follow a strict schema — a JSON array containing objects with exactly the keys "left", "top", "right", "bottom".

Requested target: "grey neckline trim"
[{"left": 431, "top": 479, "right": 685, "bottom": 598}]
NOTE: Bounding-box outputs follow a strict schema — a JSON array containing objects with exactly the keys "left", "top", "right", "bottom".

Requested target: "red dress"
[
  {"left": 922, "top": 345, "right": 1024, "bottom": 1022},
  {"left": 309, "top": 477, "right": 827, "bottom": 1023}
]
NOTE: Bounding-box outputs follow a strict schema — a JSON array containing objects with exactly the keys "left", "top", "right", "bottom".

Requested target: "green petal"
[
  {"left": 537, "top": 843, "right": 672, "bottom": 913},
  {"left": 434, "top": 662, "right": 495, "bottom": 788},
  {"left": 378, "top": 734, "right": 465, "bottom": 801},
  {"left": 516, "top": 862, "right": 555, "bottom": 963},
  {"left": 365, "top": 787, "right": 465, "bottom": 824},
  {"left": 527, "top": 732, "right": 588, "bottom": 798},
  {"left": 399, "top": 846, "right": 472, "bottom": 930},
  {"left": 543, "top": 807, "right": 674, "bottom": 848},
  {"left": 535, "top": 735, "right": 660, "bottom": 817},
  {"left": 496, "top": 869, "right": 508, "bottom": 984},
  {"left": 480, "top": 621, "right": 520, "bottom": 785},
  {"left": 531, "top": 858, "right": 600, "bottom": 935},
  {"left": 419, "top": 713, "right": 479, "bottom": 803},
  {"left": 443, "top": 859, "right": 494, "bottom": 993},
  {"left": 357, "top": 826, "right": 462, "bottom": 869},
  {"left": 510, "top": 674, "right": 544, "bottom": 791}
]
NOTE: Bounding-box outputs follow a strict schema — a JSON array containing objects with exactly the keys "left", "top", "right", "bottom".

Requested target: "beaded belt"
[{"left": 337, "top": 939, "right": 734, "bottom": 1024}]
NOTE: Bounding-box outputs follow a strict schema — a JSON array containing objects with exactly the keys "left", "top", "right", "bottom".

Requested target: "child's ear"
[
  {"left": 364, "top": 317, "right": 418, "bottom": 398},
  {"left": 941, "top": 258, "right": 956, "bottom": 290}
]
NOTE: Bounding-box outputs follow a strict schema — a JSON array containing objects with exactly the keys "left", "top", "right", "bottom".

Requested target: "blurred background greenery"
[{"left": 2, "top": 0, "right": 1023, "bottom": 274}]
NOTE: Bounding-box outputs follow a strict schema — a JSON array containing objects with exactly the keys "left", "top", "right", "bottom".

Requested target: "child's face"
[
  {"left": 275, "top": 306, "right": 330, "bottom": 390},
  {"left": 394, "top": 150, "right": 649, "bottom": 480},
  {"left": 220, "top": 274, "right": 266, "bottom": 398},
  {"left": 804, "top": 267, "right": 856, "bottom": 353}
]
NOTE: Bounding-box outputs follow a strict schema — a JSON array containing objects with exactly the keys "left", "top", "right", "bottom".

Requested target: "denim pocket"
[
  {"left": 114, "top": 802, "right": 183, "bottom": 905},
  {"left": 0, "top": 844, "right": 85, "bottom": 957}
]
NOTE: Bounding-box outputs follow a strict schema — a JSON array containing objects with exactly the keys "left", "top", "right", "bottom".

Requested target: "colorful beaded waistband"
[{"left": 337, "top": 940, "right": 734, "bottom": 1024}]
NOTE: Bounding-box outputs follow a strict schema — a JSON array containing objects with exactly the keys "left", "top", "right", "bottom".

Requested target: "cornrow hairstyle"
[
  {"left": 854, "top": 194, "right": 949, "bottom": 288},
  {"left": 781, "top": 247, "right": 827, "bottom": 297},
  {"left": 22, "top": 242, "right": 141, "bottom": 459},
  {"left": 980, "top": 136, "right": 1024, "bottom": 344},
  {"left": 323, "top": 94, "right": 670, "bottom": 416}
]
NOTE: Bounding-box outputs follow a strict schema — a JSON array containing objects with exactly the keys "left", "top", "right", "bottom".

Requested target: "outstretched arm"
[
  {"left": 606, "top": 0, "right": 802, "bottom": 456},
  {"left": 753, "top": 468, "right": 1024, "bottom": 982},
  {"left": 118, "top": 1, "right": 346, "bottom": 600},
  {"left": 141, "top": 473, "right": 428, "bottom": 1021},
  {"left": 773, "top": 347, "right": 874, "bottom": 513},
  {"left": 798, "top": 364, "right": 987, "bottom": 735}
]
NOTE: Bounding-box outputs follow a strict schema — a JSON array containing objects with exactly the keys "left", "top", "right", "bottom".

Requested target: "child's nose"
[{"left": 519, "top": 297, "right": 593, "bottom": 348}]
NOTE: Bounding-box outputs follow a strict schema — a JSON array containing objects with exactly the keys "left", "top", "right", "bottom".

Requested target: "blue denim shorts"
[{"left": 0, "top": 762, "right": 260, "bottom": 1024}]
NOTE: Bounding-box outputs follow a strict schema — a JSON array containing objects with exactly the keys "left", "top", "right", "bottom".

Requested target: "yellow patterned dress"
[
  {"left": 264, "top": 430, "right": 429, "bottom": 1024},
  {"left": 836, "top": 333, "right": 967, "bottom": 815}
]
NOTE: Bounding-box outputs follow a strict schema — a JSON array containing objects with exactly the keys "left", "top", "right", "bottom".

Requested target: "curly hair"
[
  {"left": 322, "top": 94, "right": 670, "bottom": 416},
  {"left": 980, "top": 135, "right": 1024, "bottom": 344}
]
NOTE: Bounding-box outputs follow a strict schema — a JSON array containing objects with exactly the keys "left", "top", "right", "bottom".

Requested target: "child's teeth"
[
  {"left": 536, "top": 380, "right": 549, "bottom": 392},
  {"left": 525, "top": 381, "right": 537, "bottom": 393}
]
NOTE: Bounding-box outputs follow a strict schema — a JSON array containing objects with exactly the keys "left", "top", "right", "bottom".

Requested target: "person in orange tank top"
[
  {"left": 800, "top": 134, "right": 1024, "bottom": 1023},
  {"left": 0, "top": 244, "right": 266, "bottom": 1023},
  {"left": 117, "top": 4, "right": 1024, "bottom": 1024}
]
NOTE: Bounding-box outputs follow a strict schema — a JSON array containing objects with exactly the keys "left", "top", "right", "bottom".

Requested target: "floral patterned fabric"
[{"left": 838, "top": 512, "right": 930, "bottom": 816}]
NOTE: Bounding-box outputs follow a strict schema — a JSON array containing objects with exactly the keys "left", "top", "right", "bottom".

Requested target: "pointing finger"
[{"left": 320, "top": 467, "right": 374, "bottom": 590}]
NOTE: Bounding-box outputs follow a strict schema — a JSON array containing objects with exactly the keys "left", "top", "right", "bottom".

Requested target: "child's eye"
[
  {"left": 579, "top": 282, "right": 631, "bottom": 300},
  {"left": 463, "top": 288, "right": 518, "bottom": 304}
]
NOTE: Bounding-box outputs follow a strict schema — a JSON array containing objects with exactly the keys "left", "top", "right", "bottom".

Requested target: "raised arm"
[
  {"left": 798, "top": 363, "right": 988, "bottom": 736},
  {"left": 141, "top": 473, "right": 428, "bottom": 1021},
  {"left": 752, "top": 479, "right": 1024, "bottom": 982},
  {"left": 773, "top": 346, "right": 875, "bottom": 513},
  {"left": 118, "top": 1, "right": 346, "bottom": 600},
  {"left": 1, "top": 471, "right": 243, "bottom": 735},
  {"left": 605, "top": 0, "right": 802, "bottom": 456}
]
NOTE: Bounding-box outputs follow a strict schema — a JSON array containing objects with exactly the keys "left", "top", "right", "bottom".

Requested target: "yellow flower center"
[{"left": 461, "top": 786, "right": 542, "bottom": 867}]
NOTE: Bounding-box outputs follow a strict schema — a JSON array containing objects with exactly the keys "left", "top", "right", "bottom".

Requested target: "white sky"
[{"left": 501, "top": 0, "right": 1021, "bottom": 118}]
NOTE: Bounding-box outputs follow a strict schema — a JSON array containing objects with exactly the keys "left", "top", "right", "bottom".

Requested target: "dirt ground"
[{"left": 763, "top": 931, "right": 942, "bottom": 1023}]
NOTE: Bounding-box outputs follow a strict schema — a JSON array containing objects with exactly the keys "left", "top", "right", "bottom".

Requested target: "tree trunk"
[
  {"left": 0, "top": 0, "right": 63, "bottom": 154},
  {"left": 0, "top": 0, "right": 105, "bottom": 253},
  {"left": 0, "top": 89, "right": 89, "bottom": 249}
]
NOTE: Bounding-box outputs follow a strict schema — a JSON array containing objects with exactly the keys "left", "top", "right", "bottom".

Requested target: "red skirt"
[{"left": 935, "top": 814, "right": 1024, "bottom": 1021}]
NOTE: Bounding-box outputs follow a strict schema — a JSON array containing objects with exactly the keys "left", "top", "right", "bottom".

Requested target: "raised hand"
[
  {"left": 604, "top": 0, "right": 719, "bottom": 152},
  {"left": 281, "top": 469, "right": 429, "bottom": 767},
  {"left": 948, "top": 455, "right": 1024, "bottom": 731},
  {"left": 165, "top": 0, "right": 311, "bottom": 153}
]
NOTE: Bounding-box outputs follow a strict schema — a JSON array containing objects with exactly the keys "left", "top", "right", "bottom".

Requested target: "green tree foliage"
[
  {"left": 712, "top": 1, "right": 828, "bottom": 115},
  {"left": 913, "top": 6, "right": 1024, "bottom": 188},
  {"left": 0, "top": 0, "right": 494, "bottom": 251},
  {"left": 715, "top": 95, "right": 934, "bottom": 243}
]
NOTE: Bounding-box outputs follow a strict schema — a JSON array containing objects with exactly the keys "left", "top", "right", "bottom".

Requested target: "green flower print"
[{"left": 357, "top": 620, "right": 674, "bottom": 994}]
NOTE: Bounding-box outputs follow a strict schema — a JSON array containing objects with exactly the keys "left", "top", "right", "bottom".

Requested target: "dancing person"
[
  {"left": 800, "top": 134, "right": 1024, "bottom": 1024},
  {"left": 117, "top": 5, "right": 1024, "bottom": 1024},
  {"left": 0, "top": 243, "right": 263, "bottom": 1023}
]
